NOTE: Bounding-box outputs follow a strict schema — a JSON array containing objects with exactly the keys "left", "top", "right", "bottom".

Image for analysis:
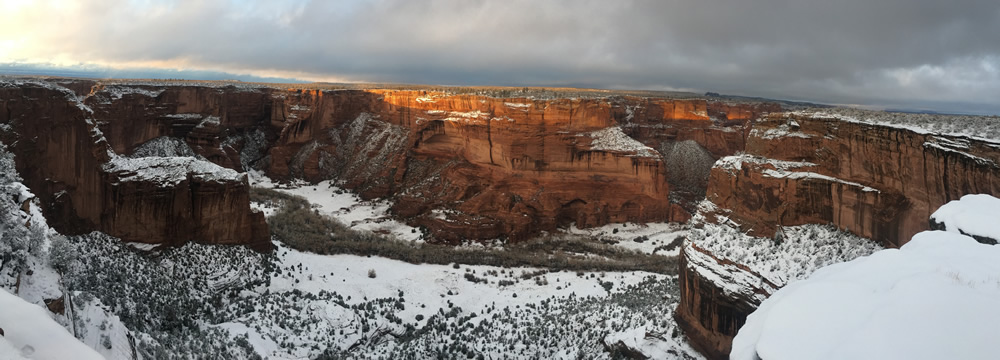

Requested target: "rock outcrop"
[
  {"left": 678, "top": 112, "right": 1000, "bottom": 359},
  {"left": 711, "top": 113, "right": 1000, "bottom": 248},
  {"left": 0, "top": 81, "right": 270, "bottom": 251}
]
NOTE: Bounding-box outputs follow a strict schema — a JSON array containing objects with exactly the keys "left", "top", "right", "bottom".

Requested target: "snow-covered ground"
[
  {"left": 732, "top": 230, "right": 1000, "bottom": 360},
  {"left": 0, "top": 288, "right": 102, "bottom": 360},
  {"left": 251, "top": 177, "right": 424, "bottom": 242},
  {"left": 566, "top": 222, "right": 688, "bottom": 256},
  {"left": 685, "top": 201, "right": 882, "bottom": 298},
  {"left": 789, "top": 108, "right": 1000, "bottom": 142}
]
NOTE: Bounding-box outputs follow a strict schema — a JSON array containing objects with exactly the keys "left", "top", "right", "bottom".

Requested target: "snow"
[
  {"left": 584, "top": 126, "right": 661, "bottom": 158},
  {"left": 930, "top": 194, "right": 1000, "bottom": 242},
  {"left": 565, "top": 222, "right": 687, "bottom": 256},
  {"left": 732, "top": 230, "right": 1000, "bottom": 360},
  {"left": 789, "top": 108, "right": 1000, "bottom": 142},
  {"left": 444, "top": 110, "right": 489, "bottom": 122},
  {"left": 105, "top": 155, "right": 243, "bottom": 186},
  {"left": 194, "top": 116, "right": 221, "bottom": 129},
  {"left": 686, "top": 201, "right": 882, "bottom": 294},
  {"left": 162, "top": 113, "right": 203, "bottom": 120},
  {"left": 750, "top": 123, "right": 814, "bottom": 140},
  {"left": 0, "top": 338, "right": 29, "bottom": 360},
  {"left": 0, "top": 288, "right": 103, "bottom": 360},
  {"left": 101, "top": 85, "right": 164, "bottom": 101},
  {"left": 923, "top": 138, "right": 997, "bottom": 166},
  {"left": 244, "top": 242, "right": 695, "bottom": 359},
  {"left": 128, "top": 136, "right": 198, "bottom": 158},
  {"left": 256, "top": 179, "right": 423, "bottom": 242},
  {"left": 603, "top": 326, "right": 686, "bottom": 359},
  {"left": 714, "top": 153, "right": 816, "bottom": 172},
  {"left": 761, "top": 169, "right": 880, "bottom": 192},
  {"left": 504, "top": 102, "right": 532, "bottom": 109}
]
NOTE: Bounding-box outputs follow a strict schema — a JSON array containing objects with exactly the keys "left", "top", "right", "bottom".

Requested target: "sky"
[{"left": 1, "top": 0, "right": 999, "bottom": 114}]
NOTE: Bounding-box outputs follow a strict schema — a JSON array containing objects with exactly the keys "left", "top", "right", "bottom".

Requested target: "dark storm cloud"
[{"left": 3, "top": 0, "right": 999, "bottom": 113}]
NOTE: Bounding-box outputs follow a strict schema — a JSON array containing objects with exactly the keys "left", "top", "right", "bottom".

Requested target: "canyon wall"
[
  {"left": 679, "top": 113, "right": 1000, "bottom": 359},
  {"left": 712, "top": 114, "right": 1000, "bottom": 248},
  {"left": 5, "top": 79, "right": 1000, "bottom": 359},
  {"left": 0, "top": 81, "right": 271, "bottom": 251},
  {"left": 79, "top": 83, "right": 771, "bottom": 243}
]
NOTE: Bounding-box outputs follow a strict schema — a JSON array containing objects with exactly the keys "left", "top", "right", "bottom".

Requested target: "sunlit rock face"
[{"left": 60, "top": 80, "right": 774, "bottom": 244}]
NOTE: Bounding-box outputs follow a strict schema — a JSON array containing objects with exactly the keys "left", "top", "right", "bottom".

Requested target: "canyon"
[{"left": 2, "top": 78, "right": 999, "bottom": 359}]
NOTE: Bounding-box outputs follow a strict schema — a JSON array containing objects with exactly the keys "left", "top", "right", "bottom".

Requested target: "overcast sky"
[{"left": 2, "top": 0, "right": 998, "bottom": 114}]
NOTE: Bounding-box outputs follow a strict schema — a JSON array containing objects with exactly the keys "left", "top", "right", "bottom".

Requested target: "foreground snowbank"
[
  {"left": 930, "top": 194, "right": 1000, "bottom": 244},
  {"left": 0, "top": 289, "right": 102, "bottom": 360},
  {"left": 731, "top": 230, "right": 1000, "bottom": 360}
]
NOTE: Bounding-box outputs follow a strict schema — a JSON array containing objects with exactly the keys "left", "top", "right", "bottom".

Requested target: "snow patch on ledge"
[
  {"left": 923, "top": 136, "right": 997, "bottom": 166},
  {"left": 787, "top": 108, "right": 1000, "bottom": 142},
  {"left": 104, "top": 156, "right": 243, "bottom": 186},
  {"left": 930, "top": 194, "right": 1000, "bottom": 243},
  {"left": 102, "top": 85, "right": 165, "bottom": 100},
  {"left": 584, "top": 126, "right": 661, "bottom": 158},
  {"left": 504, "top": 102, "right": 532, "bottom": 109},
  {"left": 750, "top": 124, "right": 814, "bottom": 140},
  {"left": 443, "top": 110, "right": 489, "bottom": 122},
  {"left": 732, "top": 230, "right": 1000, "bottom": 360},
  {"left": 714, "top": 153, "right": 816, "bottom": 172},
  {"left": 761, "top": 169, "right": 880, "bottom": 192}
]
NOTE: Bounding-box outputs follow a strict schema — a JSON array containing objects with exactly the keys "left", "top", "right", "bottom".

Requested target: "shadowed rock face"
[{"left": 0, "top": 82, "right": 271, "bottom": 251}]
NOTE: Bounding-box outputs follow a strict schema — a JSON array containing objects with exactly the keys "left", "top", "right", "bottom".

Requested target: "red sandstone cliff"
[
  {"left": 712, "top": 113, "right": 1000, "bottom": 247},
  {"left": 0, "top": 80, "right": 271, "bottom": 251},
  {"left": 678, "top": 112, "right": 1000, "bottom": 359},
  {"left": 80, "top": 84, "right": 768, "bottom": 243}
]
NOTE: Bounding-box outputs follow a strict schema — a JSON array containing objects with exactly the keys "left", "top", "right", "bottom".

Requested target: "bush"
[{"left": 367, "top": 269, "right": 377, "bottom": 279}]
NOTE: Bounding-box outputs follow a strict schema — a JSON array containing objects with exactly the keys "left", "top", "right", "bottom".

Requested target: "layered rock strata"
[
  {"left": 0, "top": 81, "right": 270, "bottom": 251},
  {"left": 79, "top": 83, "right": 772, "bottom": 243},
  {"left": 679, "top": 112, "right": 1000, "bottom": 359}
]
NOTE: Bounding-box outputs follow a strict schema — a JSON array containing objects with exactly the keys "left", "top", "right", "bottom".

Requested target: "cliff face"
[
  {"left": 82, "top": 84, "right": 766, "bottom": 242},
  {"left": 4, "top": 79, "right": 767, "bottom": 246},
  {"left": 0, "top": 81, "right": 271, "bottom": 251},
  {"left": 712, "top": 114, "right": 1000, "bottom": 247},
  {"left": 680, "top": 113, "right": 1000, "bottom": 359}
]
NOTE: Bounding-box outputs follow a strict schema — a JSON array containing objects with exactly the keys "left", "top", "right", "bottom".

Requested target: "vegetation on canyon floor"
[{"left": 253, "top": 187, "right": 679, "bottom": 275}]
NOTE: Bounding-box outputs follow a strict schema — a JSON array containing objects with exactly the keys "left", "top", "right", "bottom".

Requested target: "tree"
[{"left": 49, "top": 234, "right": 79, "bottom": 274}]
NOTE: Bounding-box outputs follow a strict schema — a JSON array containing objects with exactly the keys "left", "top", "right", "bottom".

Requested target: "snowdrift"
[{"left": 732, "top": 228, "right": 1000, "bottom": 360}]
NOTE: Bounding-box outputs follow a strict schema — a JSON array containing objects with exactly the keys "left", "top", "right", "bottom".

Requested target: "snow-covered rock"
[
  {"left": 731, "top": 230, "right": 1000, "bottom": 360},
  {"left": 585, "top": 126, "right": 661, "bottom": 158},
  {"left": 104, "top": 155, "right": 243, "bottom": 186},
  {"left": 930, "top": 194, "right": 1000, "bottom": 244}
]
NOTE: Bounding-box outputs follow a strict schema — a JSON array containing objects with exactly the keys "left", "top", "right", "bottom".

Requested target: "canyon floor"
[{"left": 2, "top": 173, "right": 704, "bottom": 360}]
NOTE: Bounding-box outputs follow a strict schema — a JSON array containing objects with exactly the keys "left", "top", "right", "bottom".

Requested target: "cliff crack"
[{"left": 487, "top": 115, "right": 495, "bottom": 165}]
